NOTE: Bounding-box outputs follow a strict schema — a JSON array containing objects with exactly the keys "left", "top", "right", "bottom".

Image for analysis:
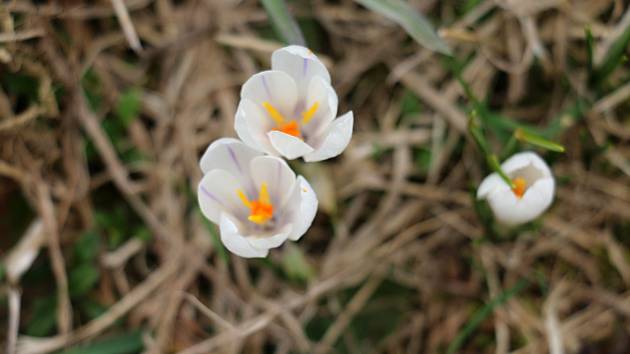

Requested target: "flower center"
[
  {"left": 237, "top": 183, "right": 274, "bottom": 225},
  {"left": 275, "top": 120, "right": 301, "bottom": 137},
  {"left": 262, "top": 101, "right": 319, "bottom": 138},
  {"left": 511, "top": 177, "right": 527, "bottom": 198}
]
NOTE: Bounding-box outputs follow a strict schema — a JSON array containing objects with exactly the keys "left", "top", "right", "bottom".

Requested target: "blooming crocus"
[
  {"left": 477, "top": 152, "right": 555, "bottom": 225},
  {"left": 235, "top": 45, "right": 353, "bottom": 162},
  {"left": 197, "top": 138, "right": 318, "bottom": 258}
]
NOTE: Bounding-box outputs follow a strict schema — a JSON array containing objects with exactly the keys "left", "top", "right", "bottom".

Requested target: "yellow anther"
[
  {"left": 262, "top": 102, "right": 285, "bottom": 124},
  {"left": 301, "top": 101, "right": 319, "bottom": 124},
  {"left": 236, "top": 183, "right": 274, "bottom": 225},
  {"left": 237, "top": 190, "right": 252, "bottom": 208},
  {"left": 259, "top": 183, "right": 270, "bottom": 205}
]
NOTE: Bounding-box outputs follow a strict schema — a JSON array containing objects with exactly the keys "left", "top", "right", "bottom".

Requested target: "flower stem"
[
  {"left": 469, "top": 112, "right": 515, "bottom": 189},
  {"left": 487, "top": 154, "right": 515, "bottom": 189}
]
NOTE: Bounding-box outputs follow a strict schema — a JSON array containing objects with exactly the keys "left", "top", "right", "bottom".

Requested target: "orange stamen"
[
  {"left": 237, "top": 183, "right": 274, "bottom": 225},
  {"left": 512, "top": 177, "right": 527, "bottom": 198},
  {"left": 273, "top": 120, "right": 301, "bottom": 138}
]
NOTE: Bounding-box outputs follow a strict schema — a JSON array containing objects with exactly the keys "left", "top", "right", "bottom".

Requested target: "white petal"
[
  {"left": 268, "top": 131, "right": 315, "bottom": 160},
  {"left": 220, "top": 213, "right": 268, "bottom": 258},
  {"left": 246, "top": 223, "right": 292, "bottom": 250},
  {"left": 199, "top": 138, "right": 262, "bottom": 178},
  {"left": 303, "top": 76, "right": 338, "bottom": 136},
  {"left": 477, "top": 173, "right": 505, "bottom": 200},
  {"left": 287, "top": 176, "right": 318, "bottom": 241},
  {"left": 271, "top": 45, "right": 330, "bottom": 95},
  {"left": 486, "top": 177, "right": 555, "bottom": 225},
  {"left": 501, "top": 151, "right": 552, "bottom": 177},
  {"left": 235, "top": 99, "right": 276, "bottom": 155},
  {"left": 304, "top": 111, "right": 353, "bottom": 162},
  {"left": 241, "top": 70, "right": 298, "bottom": 118},
  {"left": 198, "top": 170, "right": 246, "bottom": 224},
  {"left": 249, "top": 155, "right": 296, "bottom": 206}
]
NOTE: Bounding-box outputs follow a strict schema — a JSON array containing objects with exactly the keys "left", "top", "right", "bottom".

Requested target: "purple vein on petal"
[
  {"left": 302, "top": 58, "right": 308, "bottom": 77},
  {"left": 261, "top": 75, "right": 271, "bottom": 99},
  {"left": 200, "top": 185, "right": 222, "bottom": 205},
  {"left": 226, "top": 145, "right": 243, "bottom": 174}
]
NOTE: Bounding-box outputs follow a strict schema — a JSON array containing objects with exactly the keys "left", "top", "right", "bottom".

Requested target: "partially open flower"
[
  {"left": 235, "top": 45, "right": 353, "bottom": 162},
  {"left": 477, "top": 152, "right": 555, "bottom": 225},
  {"left": 197, "top": 138, "right": 318, "bottom": 258}
]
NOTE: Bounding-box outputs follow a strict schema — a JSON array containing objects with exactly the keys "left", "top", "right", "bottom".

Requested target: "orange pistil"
[
  {"left": 512, "top": 177, "right": 527, "bottom": 198},
  {"left": 273, "top": 120, "right": 301, "bottom": 138},
  {"left": 261, "top": 101, "right": 320, "bottom": 139},
  {"left": 237, "top": 183, "right": 274, "bottom": 225}
]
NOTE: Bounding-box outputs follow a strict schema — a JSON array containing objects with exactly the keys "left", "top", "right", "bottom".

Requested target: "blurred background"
[{"left": 1, "top": 0, "right": 629, "bottom": 353}]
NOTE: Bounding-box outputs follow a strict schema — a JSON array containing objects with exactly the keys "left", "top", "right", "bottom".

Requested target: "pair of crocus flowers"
[
  {"left": 197, "top": 46, "right": 556, "bottom": 258},
  {"left": 197, "top": 46, "right": 353, "bottom": 258}
]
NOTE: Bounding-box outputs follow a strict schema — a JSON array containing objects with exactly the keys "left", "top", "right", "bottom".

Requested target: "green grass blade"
[
  {"left": 515, "top": 128, "right": 566, "bottom": 153},
  {"left": 594, "top": 22, "right": 630, "bottom": 86},
  {"left": 585, "top": 26, "right": 594, "bottom": 75},
  {"left": 260, "top": 0, "right": 305, "bottom": 46},
  {"left": 355, "top": 0, "right": 451, "bottom": 55},
  {"left": 446, "top": 279, "right": 528, "bottom": 354},
  {"left": 55, "top": 331, "right": 143, "bottom": 354}
]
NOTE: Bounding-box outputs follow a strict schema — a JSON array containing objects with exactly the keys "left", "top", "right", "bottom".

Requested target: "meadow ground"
[{"left": 1, "top": 0, "right": 629, "bottom": 353}]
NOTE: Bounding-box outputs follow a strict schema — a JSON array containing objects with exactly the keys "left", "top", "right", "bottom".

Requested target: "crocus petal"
[
  {"left": 241, "top": 70, "right": 298, "bottom": 118},
  {"left": 198, "top": 170, "right": 247, "bottom": 224},
  {"left": 287, "top": 176, "right": 318, "bottom": 241},
  {"left": 303, "top": 76, "right": 338, "bottom": 136},
  {"left": 485, "top": 177, "right": 554, "bottom": 225},
  {"left": 478, "top": 152, "right": 555, "bottom": 226},
  {"left": 199, "top": 138, "right": 262, "bottom": 177},
  {"left": 271, "top": 45, "right": 330, "bottom": 95},
  {"left": 477, "top": 173, "right": 504, "bottom": 200},
  {"left": 235, "top": 99, "right": 276, "bottom": 155},
  {"left": 220, "top": 213, "right": 268, "bottom": 258},
  {"left": 249, "top": 155, "right": 296, "bottom": 206},
  {"left": 304, "top": 111, "right": 353, "bottom": 162},
  {"left": 501, "top": 151, "right": 552, "bottom": 177},
  {"left": 246, "top": 223, "right": 292, "bottom": 250},
  {"left": 268, "top": 131, "right": 315, "bottom": 160}
]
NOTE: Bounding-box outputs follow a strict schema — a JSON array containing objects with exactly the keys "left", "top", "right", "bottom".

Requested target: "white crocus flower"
[
  {"left": 235, "top": 45, "right": 353, "bottom": 162},
  {"left": 477, "top": 152, "right": 555, "bottom": 226},
  {"left": 197, "top": 138, "right": 318, "bottom": 258}
]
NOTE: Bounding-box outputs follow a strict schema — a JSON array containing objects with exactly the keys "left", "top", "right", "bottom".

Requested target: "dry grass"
[{"left": 0, "top": 0, "right": 629, "bottom": 353}]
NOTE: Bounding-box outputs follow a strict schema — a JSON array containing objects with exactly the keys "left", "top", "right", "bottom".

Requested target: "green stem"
[
  {"left": 487, "top": 154, "right": 515, "bottom": 189},
  {"left": 469, "top": 113, "right": 515, "bottom": 189}
]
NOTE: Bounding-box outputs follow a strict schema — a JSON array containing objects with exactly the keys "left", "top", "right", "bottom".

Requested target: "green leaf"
[
  {"left": 446, "top": 279, "right": 528, "bottom": 354},
  {"left": 26, "top": 296, "right": 58, "bottom": 337},
  {"left": 55, "top": 331, "right": 144, "bottom": 354},
  {"left": 515, "top": 128, "right": 566, "bottom": 153},
  {"left": 487, "top": 154, "right": 515, "bottom": 189},
  {"left": 355, "top": 0, "right": 451, "bottom": 55},
  {"left": 115, "top": 89, "right": 141, "bottom": 127},
  {"left": 281, "top": 243, "right": 315, "bottom": 282},
  {"left": 69, "top": 263, "right": 100, "bottom": 297},
  {"left": 594, "top": 22, "right": 630, "bottom": 86},
  {"left": 74, "top": 231, "right": 101, "bottom": 263},
  {"left": 585, "top": 26, "right": 594, "bottom": 74},
  {"left": 260, "top": 0, "right": 305, "bottom": 45}
]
